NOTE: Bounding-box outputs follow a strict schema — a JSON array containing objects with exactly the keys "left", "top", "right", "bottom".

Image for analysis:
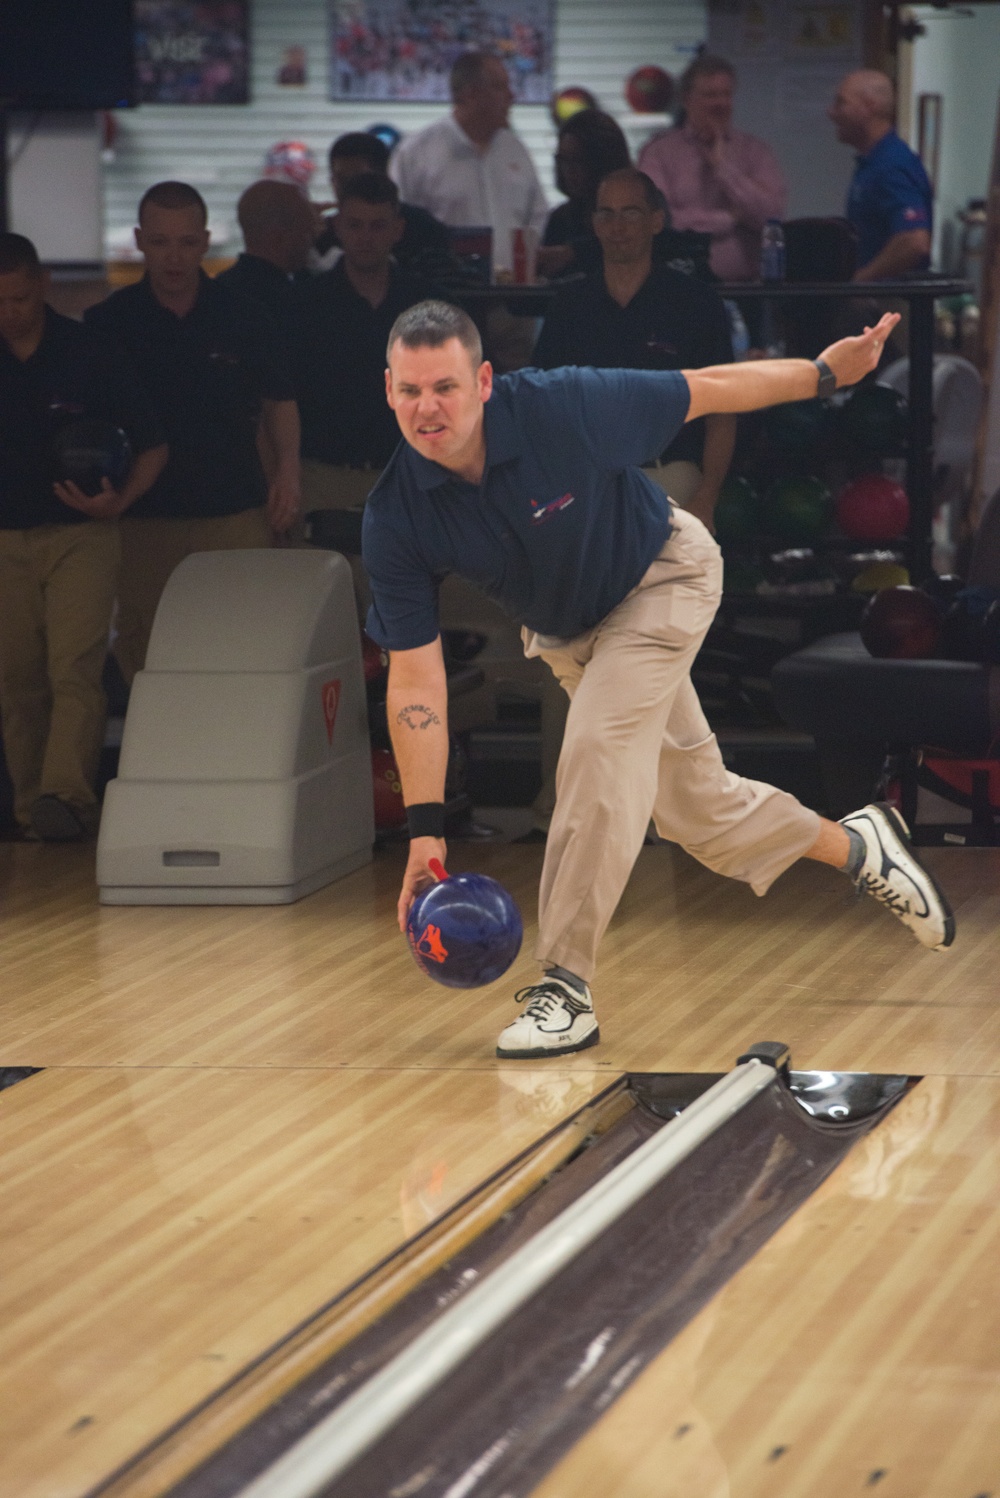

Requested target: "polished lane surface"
[{"left": 1, "top": 838, "right": 997, "bottom": 1496}]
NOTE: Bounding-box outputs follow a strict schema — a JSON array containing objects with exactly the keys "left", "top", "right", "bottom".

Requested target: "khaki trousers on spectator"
[
  {"left": 0, "top": 522, "right": 120, "bottom": 827},
  {"left": 299, "top": 461, "right": 382, "bottom": 619},
  {"left": 524, "top": 508, "right": 820, "bottom": 982},
  {"left": 300, "top": 460, "right": 381, "bottom": 514},
  {"left": 642, "top": 458, "right": 702, "bottom": 508},
  {"left": 116, "top": 508, "right": 270, "bottom": 684}
]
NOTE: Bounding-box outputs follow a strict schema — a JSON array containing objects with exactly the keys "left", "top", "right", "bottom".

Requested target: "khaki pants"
[
  {"left": 524, "top": 508, "right": 820, "bottom": 982},
  {"left": 300, "top": 460, "right": 382, "bottom": 619},
  {"left": 0, "top": 522, "right": 120, "bottom": 827},
  {"left": 642, "top": 459, "right": 703, "bottom": 507},
  {"left": 300, "top": 460, "right": 381, "bottom": 514},
  {"left": 531, "top": 461, "right": 702, "bottom": 832},
  {"left": 116, "top": 508, "right": 270, "bottom": 684}
]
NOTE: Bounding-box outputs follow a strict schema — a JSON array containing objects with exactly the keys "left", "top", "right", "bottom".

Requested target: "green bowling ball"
[
  {"left": 714, "top": 474, "right": 762, "bottom": 546},
  {"left": 764, "top": 397, "right": 831, "bottom": 452},
  {"left": 762, "top": 475, "right": 834, "bottom": 544},
  {"left": 840, "top": 382, "right": 908, "bottom": 456}
]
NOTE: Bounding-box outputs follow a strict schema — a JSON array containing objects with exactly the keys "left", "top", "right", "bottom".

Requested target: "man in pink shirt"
[{"left": 639, "top": 53, "right": 786, "bottom": 282}]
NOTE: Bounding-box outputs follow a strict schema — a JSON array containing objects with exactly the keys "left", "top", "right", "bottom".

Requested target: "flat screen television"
[{"left": 0, "top": 0, "right": 135, "bottom": 111}]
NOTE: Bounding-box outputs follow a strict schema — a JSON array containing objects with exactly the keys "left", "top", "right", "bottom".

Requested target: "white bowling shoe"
[
  {"left": 496, "top": 977, "right": 599, "bottom": 1059},
  {"left": 840, "top": 802, "right": 955, "bottom": 951}
]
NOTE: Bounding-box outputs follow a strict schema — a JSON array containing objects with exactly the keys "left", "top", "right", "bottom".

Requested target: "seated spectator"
[
  {"left": 530, "top": 167, "right": 735, "bottom": 838},
  {"left": 216, "top": 179, "right": 316, "bottom": 320},
  {"left": 639, "top": 53, "right": 786, "bottom": 282},
  {"left": 541, "top": 108, "right": 715, "bottom": 282},
  {"left": 292, "top": 174, "right": 435, "bottom": 524},
  {"left": 0, "top": 232, "right": 166, "bottom": 840},
  {"left": 829, "top": 70, "right": 932, "bottom": 281},
  {"left": 85, "top": 181, "right": 300, "bottom": 683},
  {"left": 534, "top": 168, "right": 735, "bottom": 533},
  {"left": 314, "top": 131, "right": 452, "bottom": 277},
  {"left": 539, "top": 109, "right": 631, "bottom": 276},
  {"left": 391, "top": 51, "right": 547, "bottom": 278}
]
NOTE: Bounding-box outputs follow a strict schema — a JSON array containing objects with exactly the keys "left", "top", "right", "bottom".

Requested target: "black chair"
[{"left": 772, "top": 490, "right": 1000, "bottom": 820}]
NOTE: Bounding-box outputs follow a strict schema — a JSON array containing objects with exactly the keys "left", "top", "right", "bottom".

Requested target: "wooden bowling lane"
[
  {"left": 533, "top": 1075, "right": 1000, "bottom": 1498},
  {"left": 0, "top": 1063, "right": 607, "bottom": 1498},
  {"left": 1, "top": 840, "right": 998, "bottom": 1077},
  {"left": 2, "top": 834, "right": 999, "bottom": 1496}
]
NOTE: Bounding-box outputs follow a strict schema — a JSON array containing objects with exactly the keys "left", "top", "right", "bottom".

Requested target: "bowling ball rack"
[{"left": 92, "top": 1047, "right": 915, "bottom": 1498}]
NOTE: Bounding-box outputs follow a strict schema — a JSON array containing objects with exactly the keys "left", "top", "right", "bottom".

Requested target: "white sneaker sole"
[{"left": 496, "top": 1022, "right": 601, "bottom": 1061}]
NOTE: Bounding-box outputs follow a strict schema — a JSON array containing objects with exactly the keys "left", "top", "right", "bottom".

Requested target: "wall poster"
[
  {"left": 329, "top": 0, "right": 553, "bottom": 103},
  {"left": 134, "top": 1, "right": 250, "bottom": 104}
]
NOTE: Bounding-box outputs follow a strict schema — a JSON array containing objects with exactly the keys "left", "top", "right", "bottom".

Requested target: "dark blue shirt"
[
  {"left": 847, "top": 131, "right": 932, "bottom": 271},
  {"left": 362, "top": 366, "right": 689, "bottom": 651},
  {"left": 84, "top": 273, "right": 294, "bottom": 520},
  {"left": 0, "top": 307, "right": 163, "bottom": 531}
]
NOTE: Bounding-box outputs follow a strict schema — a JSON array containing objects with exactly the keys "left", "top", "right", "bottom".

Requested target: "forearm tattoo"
[{"left": 396, "top": 703, "right": 442, "bottom": 731}]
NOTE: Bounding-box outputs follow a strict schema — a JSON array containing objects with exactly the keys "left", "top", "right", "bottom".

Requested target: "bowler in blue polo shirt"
[
  {"left": 829, "top": 70, "right": 932, "bottom": 281},
  {"left": 366, "top": 301, "right": 953, "bottom": 1058}
]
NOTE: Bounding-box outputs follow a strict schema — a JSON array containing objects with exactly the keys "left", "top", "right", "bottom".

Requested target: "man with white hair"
[{"left": 829, "top": 69, "right": 932, "bottom": 282}]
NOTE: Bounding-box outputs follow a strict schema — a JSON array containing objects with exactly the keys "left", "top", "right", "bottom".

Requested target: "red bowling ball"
[
  {"left": 836, "top": 473, "right": 910, "bottom": 542},
  {"left": 625, "top": 65, "right": 674, "bottom": 114},
  {"left": 860, "top": 585, "right": 942, "bottom": 660}
]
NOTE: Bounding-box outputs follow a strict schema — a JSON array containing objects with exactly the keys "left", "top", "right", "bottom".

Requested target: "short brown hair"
[
  {"left": 338, "top": 172, "right": 400, "bottom": 212},
  {"left": 0, "top": 232, "right": 42, "bottom": 276},
  {"left": 679, "top": 52, "right": 736, "bottom": 100},
  {"left": 386, "top": 300, "right": 482, "bottom": 366},
  {"left": 596, "top": 167, "right": 664, "bottom": 215},
  {"left": 138, "top": 180, "right": 208, "bottom": 226},
  {"left": 329, "top": 131, "right": 390, "bottom": 174},
  {"left": 450, "top": 51, "right": 501, "bottom": 99}
]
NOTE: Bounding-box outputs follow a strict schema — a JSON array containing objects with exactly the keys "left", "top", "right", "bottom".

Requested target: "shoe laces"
[
  {"left": 514, "top": 981, "right": 590, "bottom": 1021},
  {"left": 857, "top": 869, "right": 911, "bottom": 917}
]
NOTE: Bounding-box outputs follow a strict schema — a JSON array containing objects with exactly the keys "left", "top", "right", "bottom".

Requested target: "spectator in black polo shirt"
[
  {"left": 292, "top": 173, "right": 434, "bottom": 522},
  {"left": 313, "top": 132, "right": 453, "bottom": 278},
  {"left": 534, "top": 168, "right": 736, "bottom": 534},
  {"left": 85, "top": 181, "right": 300, "bottom": 683},
  {"left": 0, "top": 233, "right": 166, "bottom": 840},
  {"left": 216, "top": 179, "right": 317, "bottom": 322}
]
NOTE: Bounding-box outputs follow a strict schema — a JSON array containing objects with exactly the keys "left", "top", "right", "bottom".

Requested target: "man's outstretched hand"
[
  {"left": 818, "top": 311, "right": 900, "bottom": 390},
  {"left": 397, "top": 835, "right": 448, "bottom": 932}
]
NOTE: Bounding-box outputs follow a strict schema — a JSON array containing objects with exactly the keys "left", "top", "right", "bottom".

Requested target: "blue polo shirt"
[
  {"left": 847, "top": 131, "right": 932, "bottom": 271},
  {"left": 362, "top": 366, "right": 689, "bottom": 651}
]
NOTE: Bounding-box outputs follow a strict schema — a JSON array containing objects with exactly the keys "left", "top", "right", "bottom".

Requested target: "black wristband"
[
  {"left": 406, "top": 802, "right": 445, "bottom": 839},
  {"left": 813, "top": 357, "right": 837, "bottom": 398}
]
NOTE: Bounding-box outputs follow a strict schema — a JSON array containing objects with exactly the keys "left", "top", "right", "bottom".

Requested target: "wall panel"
[{"left": 102, "top": 0, "right": 706, "bottom": 255}]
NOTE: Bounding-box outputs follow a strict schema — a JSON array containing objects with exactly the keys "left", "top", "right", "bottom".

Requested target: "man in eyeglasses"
[{"left": 534, "top": 168, "right": 735, "bottom": 535}]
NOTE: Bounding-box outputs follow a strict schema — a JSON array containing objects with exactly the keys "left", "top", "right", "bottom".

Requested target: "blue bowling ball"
[
  {"left": 52, "top": 420, "right": 132, "bottom": 496},
  {"left": 406, "top": 866, "right": 522, "bottom": 989}
]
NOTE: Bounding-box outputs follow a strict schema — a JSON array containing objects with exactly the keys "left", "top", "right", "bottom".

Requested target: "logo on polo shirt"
[
  {"left": 530, "top": 492, "right": 575, "bottom": 524},
  {"left": 903, "top": 206, "right": 926, "bottom": 224}
]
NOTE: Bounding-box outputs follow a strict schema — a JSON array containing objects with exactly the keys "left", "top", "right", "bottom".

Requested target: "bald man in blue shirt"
[
  {"left": 366, "top": 301, "right": 953, "bottom": 1059},
  {"left": 829, "top": 70, "right": 932, "bottom": 282}
]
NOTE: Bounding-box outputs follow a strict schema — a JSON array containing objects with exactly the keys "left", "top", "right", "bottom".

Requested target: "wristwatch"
[{"left": 813, "top": 358, "right": 837, "bottom": 398}]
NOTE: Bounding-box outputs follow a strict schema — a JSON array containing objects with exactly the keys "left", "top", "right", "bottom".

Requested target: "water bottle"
[
  {"left": 724, "top": 300, "right": 750, "bottom": 361},
  {"left": 760, "top": 219, "right": 786, "bottom": 282}
]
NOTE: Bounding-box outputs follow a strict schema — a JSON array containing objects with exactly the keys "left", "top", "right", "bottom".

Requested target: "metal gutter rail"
[{"left": 239, "top": 1057, "right": 778, "bottom": 1498}]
